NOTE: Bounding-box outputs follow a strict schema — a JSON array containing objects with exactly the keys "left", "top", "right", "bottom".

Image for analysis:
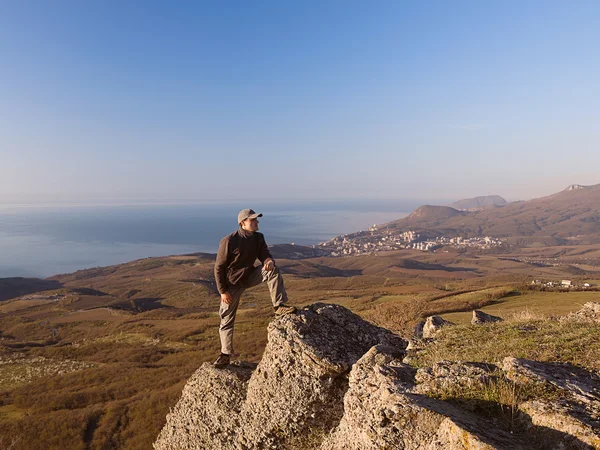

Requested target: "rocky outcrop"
[
  {"left": 154, "top": 303, "right": 406, "bottom": 449},
  {"left": 155, "top": 304, "right": 600, "bottom": 449},
  {"left": 154, "top": 362, "right": 255, "bottom": 450},
  {"left": 320, "top": 346, "right": 523, "bottom": 449},
  {"left": 423, "top": 315, "right": 454, "bottom": 338},
  {"left": 472, "top": 310, "right": 503, "bottom": 325},
  {"left": 503, "top": 357, "right": 600, "bottom": 449}
]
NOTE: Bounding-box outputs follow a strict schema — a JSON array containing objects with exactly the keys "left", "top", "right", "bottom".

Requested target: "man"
[{"left": 213, "top": 208, "right": 296, "bottom": 368}]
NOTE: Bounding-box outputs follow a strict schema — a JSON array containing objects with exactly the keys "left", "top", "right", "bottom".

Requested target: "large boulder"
[
  {"left": 155, "top": 304, "right": 600, "bottom": 449},
  {"left": 154, "top": 303, "right": 406, "bottom": 449},
  {"left": 154, "top": 362, "right": 255, "bottom": 450},
  {"left": 502, "top": 357, "right": 600, "bottom": 404}
]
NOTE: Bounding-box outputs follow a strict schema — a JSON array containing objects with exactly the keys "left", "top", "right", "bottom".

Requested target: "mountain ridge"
[{"left": 383, "top": 183, "right": 600, "bottom": 245}]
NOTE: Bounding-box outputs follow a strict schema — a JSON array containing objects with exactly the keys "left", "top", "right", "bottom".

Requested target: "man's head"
[{"left": 238, "top": 208, "right": 262, "bottom": 232}]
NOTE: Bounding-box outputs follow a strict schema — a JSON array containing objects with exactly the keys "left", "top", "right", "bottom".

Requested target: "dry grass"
[
  {"left": 442, "top": 290, "right": 599, "bottom": 324},
  {"left": 412, "top": 315, "right": 600, "bottom": 372},
  {"left": 427, "top": 370, "right": 560, "bottom": 432},
  {"left": 362, "top": 286, "right": 517, "bottom": 335}
]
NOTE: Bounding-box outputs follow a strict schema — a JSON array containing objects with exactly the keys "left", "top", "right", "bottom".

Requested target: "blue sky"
[{"left": 1, "top": 0, "right": 599, "bottom": 204}]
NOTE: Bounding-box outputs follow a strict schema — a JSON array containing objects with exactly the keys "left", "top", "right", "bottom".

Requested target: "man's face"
[{"left": 242, "top": 217, "right": 259, "bottom": 232}]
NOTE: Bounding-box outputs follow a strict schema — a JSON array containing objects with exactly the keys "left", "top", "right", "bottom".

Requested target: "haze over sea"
[{"left": 0, "top": 200, "right": 424, "bottom": 279}]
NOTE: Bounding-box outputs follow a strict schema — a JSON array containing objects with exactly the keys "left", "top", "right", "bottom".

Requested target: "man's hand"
[
  {"left": 221, "top": 292, "right": 232, "bottom": 304},
  {"left": 263, "top": 259, "right": 275, "bottom": 271}
]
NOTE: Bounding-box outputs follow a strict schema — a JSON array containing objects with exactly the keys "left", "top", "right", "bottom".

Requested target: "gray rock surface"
[
  {"left": 423, "top": 315, "right": 454, "bottom": 338},
  {"left": 154, "top": 362, "right": 255, "bottom": 450},
  {"left": 471, "top": 310, "right": 503, "bottom": 325},
  {"left": 415, "top": 360, "right": 497, "bottom": 394},
  {"left": 503, "top": 357, "right": 600, "bottom": 449},
  {"left": 519, "top": 400, "right": 600, "bottom": 449},
  {"left": 321, "top": 346, "right": 525, "bottom": 449},
  {"left": 154, "top": 303, "right": 406, "bottom": 449},
  {"left": 155, "top": 304, "right": 600, "bottom": 449},
  {"left": 502, "top": 357, "right": 600, "bottom": 404}
]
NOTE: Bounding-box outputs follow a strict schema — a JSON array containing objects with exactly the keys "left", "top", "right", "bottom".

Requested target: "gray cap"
[{"left": 238, "top": 208, "right": 262, "bottom": 225}]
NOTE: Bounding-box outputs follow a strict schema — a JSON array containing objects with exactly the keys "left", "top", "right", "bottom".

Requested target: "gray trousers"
[{"left": 219, "top": 265, "right": 288, "bottom": 355}]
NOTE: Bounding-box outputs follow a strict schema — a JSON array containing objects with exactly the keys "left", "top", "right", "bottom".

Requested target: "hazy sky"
[{"left": 1, "top": 1, "right": 599, "bottom": 205}]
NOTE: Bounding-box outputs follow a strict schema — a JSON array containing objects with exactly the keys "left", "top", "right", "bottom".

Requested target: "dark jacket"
[{"left": 214, "top": 229, "right": 273, "bottom": 294}]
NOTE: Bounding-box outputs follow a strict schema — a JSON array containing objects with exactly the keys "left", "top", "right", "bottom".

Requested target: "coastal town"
[
  {"left": 316, "top": 226, "right": 505, "bottom": 257},
  {"left": 275, "top": 226, "right": 506, "bottom": 259}
]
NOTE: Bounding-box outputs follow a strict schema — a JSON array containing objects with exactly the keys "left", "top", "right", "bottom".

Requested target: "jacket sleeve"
[
  {"left": 214, "top": 237, "right": 230, "bottom": 294},
  {"left": 258, "top": 233, "right": 273, "bottom": 264}
]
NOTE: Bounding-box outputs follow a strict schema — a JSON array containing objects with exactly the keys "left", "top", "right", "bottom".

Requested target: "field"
[
  {"left": 1, "top": 246, "right": 599, "bottom": 449},
  {"left": 442, "top": 290, "right": 599, "bottom": 324}
]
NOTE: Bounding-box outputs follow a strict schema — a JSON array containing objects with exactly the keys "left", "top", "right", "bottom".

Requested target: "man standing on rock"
[{"left": 213, "top": 208, "right": 296, "bottom": 368}]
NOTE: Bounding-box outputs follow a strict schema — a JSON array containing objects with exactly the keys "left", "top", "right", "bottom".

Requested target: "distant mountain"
[
  {"left": 386, "top": 183, "right": 600, "bottom": 245},
  {"left": 451, "top": 195, "right": 507, "bottom": 211},
  {"left": 404, "top": 206, "right": 466, "bottom": 229}
]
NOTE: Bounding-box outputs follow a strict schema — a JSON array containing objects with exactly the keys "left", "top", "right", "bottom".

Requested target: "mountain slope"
[{"left": 386, "top": 184, "right": 600, "bottom": 245}]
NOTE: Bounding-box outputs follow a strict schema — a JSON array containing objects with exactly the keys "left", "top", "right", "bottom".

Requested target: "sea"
[{"left": 0, "top": 200, "right": 424, "bottom": 279}]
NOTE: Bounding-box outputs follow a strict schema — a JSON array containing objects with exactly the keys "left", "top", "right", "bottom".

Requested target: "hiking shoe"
[
  {"left": 274, "top": 305, "right": 297, "bottom": 315},
  {"left": 213, "top": 353, "right": 230, "bottom": 369}
]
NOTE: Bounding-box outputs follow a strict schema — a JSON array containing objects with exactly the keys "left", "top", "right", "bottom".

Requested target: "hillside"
[
  {"left": 1, "top": 247, "right": 599, "bottom": 449},
  {"left": 386, "top": 183, "right": 600, "bottom": 245}
]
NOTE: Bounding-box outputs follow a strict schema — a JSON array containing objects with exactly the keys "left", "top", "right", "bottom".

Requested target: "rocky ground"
[{"left": 154, "top": 303, "right": 600, "bottom": 449}]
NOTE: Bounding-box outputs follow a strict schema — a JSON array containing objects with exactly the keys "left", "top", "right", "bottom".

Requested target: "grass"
[
  {"left": 412, "top": 316, "right": 600, "bottom": 372},
  {"left": 442, "top": 290, "right": 599, "bottom": 324},
  {"left": 425, "top": 369, "right": 561, "bottom": 433},
  {"left": 360, "top": 286, "right": 518, "bottom": 335},
  {"left": 0, "top": 405, "right": 25, "bottom": 421}
]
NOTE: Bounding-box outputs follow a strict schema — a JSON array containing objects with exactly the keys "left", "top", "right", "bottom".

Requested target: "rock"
[
  {"left": 472, "top": 310, "right": 503, "bottom": 325},
  {"left": 565, "top": 302, "right": 600, "bottom": 322},
  {"left": 415, "top": 360, "right": 497, "bottom": 395},
  {"left": 321, "top": 346, "right": 527, "bottom": 449},
  {"left": 502, "top": 357, "right": 600, "bottom": 449},
  {"left": 403, "top": 337, "right": 433, "bottom": 365},
  {"left": 519, "top": 400, "right": 600, "bottom": 449},
  {"left": 154, "top": 362, "right": 255, "bottom": 450},
  {"left": 423, "top": 315, "right": 454, "bottom": 338},
  {"left": 154, "top": 303, "right": 406, "bottom": 450},
  {"left": 414, "top": 320, "right": 425, "bottom": 338},
  {"left": 155, "top": 303, "right": 600, "bottom": 450},
  {"left": 502, "top": 357, "right": 600, "bottom": 404}
]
